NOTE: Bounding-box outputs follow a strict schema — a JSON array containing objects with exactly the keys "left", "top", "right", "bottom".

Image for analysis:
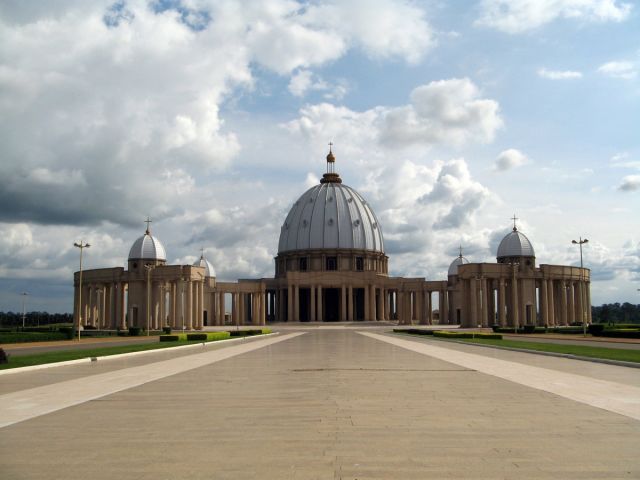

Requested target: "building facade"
[{"left": 74, "top": 149, "right": 590, "bottom": 330}]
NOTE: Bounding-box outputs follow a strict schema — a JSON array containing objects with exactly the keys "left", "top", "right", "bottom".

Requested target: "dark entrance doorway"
[
  {"left": 323, "top": 288, "right": 340, "bottom": 321},
  {"left": 203, "top": 310, "right": 208, "bottom": 326},
  {"left": 299, "top": 288, "right": 310, "bottom": 322},
  {"left": 354, "top": 288, "right": 365, "bottom": 320}
]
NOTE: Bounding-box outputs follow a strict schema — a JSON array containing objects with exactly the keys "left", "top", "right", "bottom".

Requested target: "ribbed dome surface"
[
  {"left": 497, "top": 230, "right": 535, "bottom": 259},
  {"left": 193, "top": 256, "right": 216, "bottom": 277},
  {"left": 278, "top": 182, "right": 384, "bottom": 253},
  {"left": 448, "top": 256, "right": 469, "bottom": 276},
  {"left": 128, "top": 233, "right": 167, "bottom": 261}
]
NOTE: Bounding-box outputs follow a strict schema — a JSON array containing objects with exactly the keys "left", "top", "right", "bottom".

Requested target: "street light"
[
  {"left": 571, "top": 237, "right": 589, "bottom": 268},
  {"left": 21, "top": 292, "right": 28, "bottom": 328},
  {"left": 572, "top": 237, "right": 589, "bottom": 337},
  {"left": 74, "top": 241, "right": 90, "bottom": 341}
]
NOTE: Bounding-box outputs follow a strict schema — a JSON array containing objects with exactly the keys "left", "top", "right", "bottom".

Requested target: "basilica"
[{"left": 74, "top": 149, "right": 591, "bottom": 330}]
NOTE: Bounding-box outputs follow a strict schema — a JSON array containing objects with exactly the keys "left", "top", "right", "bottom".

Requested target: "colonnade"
[
  {"left": 267, "top": 284, "right": 449, "bottom": 323},
  {"left": 210, "top": 290, "right": 267, "bottom": 326},
  {"left": 394, "top": 287, "right": 450, "bottom": 325},
  {"left": 454, "top": 276, "right": 591, "bottom": 328}
]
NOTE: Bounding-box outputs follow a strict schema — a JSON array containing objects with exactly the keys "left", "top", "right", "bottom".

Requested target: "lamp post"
[
  {"left": 572, "top": 237, "right": 589, "bottom": 337},
  {"left": 21, "top": 292, "right": 28, "bottom": 328},
  {"left": 74, "top": 241, "right": 90, "bottom": 341},
  {"left": 144, "top": 264, "right": 155, "bottom": 336}
]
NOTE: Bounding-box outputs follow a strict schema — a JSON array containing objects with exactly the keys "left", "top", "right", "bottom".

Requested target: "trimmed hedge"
[
  {"left": 128, "top": 326, "right": 142, "bottom": 336},
  {"left": 159, "top": 335, "right": 180, "bottom": 342},
  {"left": 0, "top": 331, "right": 70, "bottom": 344},
  {"left": 599, "top": 329, "right": 640, "bottom": 339},
  {"left": 393, "top": 328, "right": 435, "bottom": 335},
  {"left": 206, "top": 332, "right": 230, "bottom": 341},
  {"left": 261, "top": 328, "right": 272, "bottom": 334},
  {"left": 588, "top": 323, "right": 606, "bottom": 335},
  {"left": 433, "top": 331, "right": 503, "bottom": 340},
  {"left": 186, "top": 333, "right": 208, "bottom": 341},
  {"left": 229, "top": 329, "right": 263, "bottom": 337},
  {"left": 162, "top": 326, "right": 172, "bottom": 334}
]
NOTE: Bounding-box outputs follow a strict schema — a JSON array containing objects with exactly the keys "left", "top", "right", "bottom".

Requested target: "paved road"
[{"left": 1, "top": 328, "right": 639, "bottom": 479}]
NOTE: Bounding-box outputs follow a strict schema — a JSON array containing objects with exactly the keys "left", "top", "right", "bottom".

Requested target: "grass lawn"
[
  {"left": 1, "top": 339, "right": 225, "bottom": 370},
  {"left": 444, "top": 337, "right": 640, "bottom": 364}
]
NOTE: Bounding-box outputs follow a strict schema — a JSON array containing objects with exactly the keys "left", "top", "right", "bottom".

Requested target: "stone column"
[
  {"left": 186, "top": 281, "right": 193, "bottom": 330},
  {"left": 197, "top": 281, "right": 204, "bottom": 329},
  {"left": 317, "top": 285, "right": 323, "bottom": 322},
  {"left": 560, "top": 281, "right": 568, "bottom": 326},
  {"left": 287, "top": 285, "right": 293, "bottom": 322},
  {"left": 310, "top": 285, "right": 316, "bottom": 322},
  {"left": 364, "top": 285, "right": 370, "bottom": 321},
  {"left": 341, "top": 284, "right": 347, "bottom": 322},
  {"left": 497, "top": 279, "right": 506, "bottom": 326},
  {"left": 377, "top": 287, "right": 384, "bottom": 321},
  {"left": 546, "top": 280, "right": 555, "bottom": 326},
  {"left": 425, "top": 292, "right": 432, "bottom": 325},
  {"left": 293, "top": 285, "right": 299, "bottom": 322},
  {"left": 576, "top": 281, "right": 584, "bottom": 325},
  {"left": 469, "top": 278, "right": 478, "bottom": 327},
  {"left": 370, "top": 285, "right": 377, "bottom": 322},
  {"left": 586, "top": 282, "right": 592, "bottom": 323},
  {"left": 218, "top": 292, "right": 225, "bottom": 325},
  {"left": 511, "top": 275, "right": 519, "bottom": 328},
  {"left": 540, "top": 279, "right": 549, "bottom": 327},
  {"left": 348, "top": 285, "right": 354, "bottom": 321},
  {"left": 568, "top": 282, "right": 575, "bottom": 324},
  {"left": 261, "top": 291, "right": 266, "bottom": 325}
]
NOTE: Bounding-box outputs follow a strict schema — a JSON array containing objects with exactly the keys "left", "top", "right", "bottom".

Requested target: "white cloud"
[
  {"left": 609, "top": 152, "right": 640, "bottom": 169},
  {"left": 598, "top": 61, "right": 637, "bottom": 79},
  {"left": 477, "top": 0, "right": 632, "bottom": 33},
  {"left": 537, "top": 68, "right": 583, "bottom": 79},
  {"left": 618, "top": 175, "right": 640, "bottom": 191},
  {"left": 494, "top": 149, "right": 529, "bottom": 171},
  {"left": 285, "top": 78, "right": 502, "bottom": 150},
  {"left": 304, "top": 0, "right": 436, "bottom": 65},
  {"left": 288, "top": 69, "right": 348, "bottom": 100}
]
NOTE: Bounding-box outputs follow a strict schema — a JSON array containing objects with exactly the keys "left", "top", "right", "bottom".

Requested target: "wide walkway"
[{"left": 1, "top": 328, "right": 639, "bottom": 479}]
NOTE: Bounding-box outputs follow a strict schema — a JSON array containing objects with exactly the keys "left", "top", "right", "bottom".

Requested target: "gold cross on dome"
[
  {"left": 459, "top": 245, "right": 463, "bottom": 258},
  {"left": 145, "top": 216, "right": 152, "bottom": 233}
]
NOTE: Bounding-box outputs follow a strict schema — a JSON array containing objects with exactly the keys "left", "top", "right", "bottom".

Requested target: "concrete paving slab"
[
  {"left": 0, "top": 332, "right": 303, "bottom": 428},
  {"left": 362, "top": 331, "right": 640, "bottom": 421},
  {"left": 0, "top": 329, "right": 639, "bottom": 479}
]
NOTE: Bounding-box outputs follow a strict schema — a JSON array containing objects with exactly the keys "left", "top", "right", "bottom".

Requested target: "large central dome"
[{"left": 278, "top": 150, "right": 384, "bottom": 254}]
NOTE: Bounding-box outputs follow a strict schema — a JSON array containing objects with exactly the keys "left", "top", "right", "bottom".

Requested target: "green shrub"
[
  {"left": 0, "top": 332, "right": 70, "bottom": 343},
  {"left": 491, "top": 324, "right": 501, "bottom": 332},
  {"left": 159, "top": 335, "right": 180, "bottom": 342},
  {"left": 588, "top": 323, "right": 606, "bottom": 336},
  {"left": 162, "top": 326, "right": 172, "bottom": 334},
  {"left": 522, "top": 325, "right": 536, "bottom": 334},
  {"left": 261, "top": 328, "right": 272, "bottom": 334},
  {"left": 186, "top": 333, "right": 208, "bottom": 341},
  {"left": 58, "top": 326, "right": 74, "bottom": 339},
  {"left": 128, "top": 326, "right": 142, "bottom": 336},
  {"left": 606, "top": 323, "right": 640, "bottom": 329},
  {"left": 549, "top": 326, "right": 584, "bottom": 334},
  {"left": 229, "top": 330, "right": 249, "bottom": 337},
  {"left": 206, "top": 332, "right": 230, "bottom": 341},
  {"left": 599, "top": 329, "right": 640, "bottom": 339},
  {"left": 433, "top": 331, "right": 502, "bottom": 340}
]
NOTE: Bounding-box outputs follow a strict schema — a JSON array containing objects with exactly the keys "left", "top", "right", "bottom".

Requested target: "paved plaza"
[{"left": 1, "top": 326, "right": 640, "bottom": 479}]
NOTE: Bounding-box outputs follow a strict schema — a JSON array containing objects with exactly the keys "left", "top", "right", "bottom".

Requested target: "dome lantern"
[{"left": 496, "top": 215, "right": 535, "bottom": 265}]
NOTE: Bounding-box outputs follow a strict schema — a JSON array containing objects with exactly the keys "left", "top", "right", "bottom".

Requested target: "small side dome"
[
  {"left": 497, "top": 228, "right": 535, "bottom": 261},
  {"left": 448, "top": 255, "right": 469, "bottom": 276},
  {"left": 128, "top": 232, "right": 167, "bottom": 261},
  {"left": 193, "top": 255, "right": 216, "bottom": 278}
]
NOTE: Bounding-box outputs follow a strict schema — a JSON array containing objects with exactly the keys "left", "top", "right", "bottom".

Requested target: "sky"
[{"left": 0, "top": 0, "right": 639, "bottom": 314}]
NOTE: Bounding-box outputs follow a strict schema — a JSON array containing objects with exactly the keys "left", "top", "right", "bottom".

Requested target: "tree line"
[
  {"left": 0, "top": 312, "right": 73, "bottom": 328},
  {"left": 591, "top": 303, "right": 640, "bottom": 324}
]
